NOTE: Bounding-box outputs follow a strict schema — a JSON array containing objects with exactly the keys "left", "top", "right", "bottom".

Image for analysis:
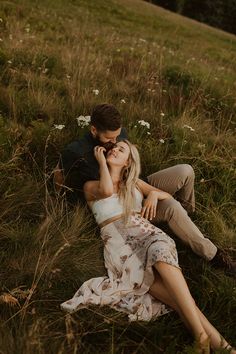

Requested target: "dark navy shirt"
[{"left": 59, "top": 128, "right": 128, "bottom": 204}]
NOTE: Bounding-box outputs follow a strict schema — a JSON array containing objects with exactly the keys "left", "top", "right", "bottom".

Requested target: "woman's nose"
[{"left": 111, "top": 145, "right": 118, "bottom": 151}]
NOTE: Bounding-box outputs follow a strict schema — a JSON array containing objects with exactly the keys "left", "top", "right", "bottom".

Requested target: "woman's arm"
[
  {"left": 137, "top": 178, "right": 172, "bottom": 220},
  {"left": 83, "top": 146, "right": 114, "bottom": 201},
  {"left": 137, "top": 179, "right": 171, "bottom": 199}
]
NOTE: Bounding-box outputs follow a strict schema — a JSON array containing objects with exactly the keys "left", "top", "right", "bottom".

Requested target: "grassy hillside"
[{"left": 0, "top": 0, "right": 236, "bottom": 353}]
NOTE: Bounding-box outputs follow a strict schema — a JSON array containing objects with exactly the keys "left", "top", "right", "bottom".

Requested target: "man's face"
[{"left": 91, "top": 126, "right": 121, "bottom": 150}]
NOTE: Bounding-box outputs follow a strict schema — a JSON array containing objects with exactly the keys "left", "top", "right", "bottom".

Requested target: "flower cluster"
[
  {"left": 76, "top": 115, "right": 91, "bottom": 128},
  {"left": 138, "top": 120, "right": 150, "bottom": 129}
]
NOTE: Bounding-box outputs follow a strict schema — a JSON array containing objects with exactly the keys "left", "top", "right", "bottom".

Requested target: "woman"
[{"left": 61, "top": 140, "right": 235, "bottom": 353}]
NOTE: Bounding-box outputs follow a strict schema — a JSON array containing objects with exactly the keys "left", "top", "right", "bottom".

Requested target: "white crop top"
[{"left": 89, "top": 188, "right": 143, "bottom": 225}]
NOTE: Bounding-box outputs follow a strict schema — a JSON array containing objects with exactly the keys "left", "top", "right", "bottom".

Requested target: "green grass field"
[{"left": 0, "top": 0, "right": 236, "bottom": 353}]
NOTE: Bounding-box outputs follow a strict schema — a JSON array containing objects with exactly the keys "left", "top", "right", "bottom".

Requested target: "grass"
[{"left": 0, "top": 0, "right": 236, "bottom": 353}]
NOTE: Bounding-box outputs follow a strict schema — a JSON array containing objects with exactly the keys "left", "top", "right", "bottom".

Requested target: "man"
[{"left": 54, "top": 103, "right": 236, "bottom": 277}]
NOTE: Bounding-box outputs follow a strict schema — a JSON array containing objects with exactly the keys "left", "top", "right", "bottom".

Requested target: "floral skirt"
[{"left": 61, "top": 213, "right": 180, "bottom": 321}]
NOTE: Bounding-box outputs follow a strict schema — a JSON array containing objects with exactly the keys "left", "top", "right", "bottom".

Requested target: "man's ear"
[{"left": 90, "top": 125, "right": 97, "bottom": 138}]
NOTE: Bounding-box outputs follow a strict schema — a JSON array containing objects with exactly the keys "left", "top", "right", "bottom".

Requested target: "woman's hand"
[
  {"left": 94, "top": 146, "right": 107, "bottom": 166},
  {"left": 141, "top": 190, "right": 159, "bottom": 220},
  {"left": 141, "top": 190, "right": 171, "bottom": 220}
]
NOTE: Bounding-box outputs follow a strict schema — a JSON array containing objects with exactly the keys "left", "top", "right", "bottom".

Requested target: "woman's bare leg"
[
  {"left": 196, "top": 308, "right": 235, "bottom": 353},
  {"left": 149, "top": 267, "right": 235, "bottom": 352},
  {"left": 153, "top": 262, "right": 207, "bottom": 342},
  {"left": 149, "top": 271, "right": 191, "bottom": 330}
]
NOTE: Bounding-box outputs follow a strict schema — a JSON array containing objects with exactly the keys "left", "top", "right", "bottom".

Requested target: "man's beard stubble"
[{"left": 95, "top": 134, "right": 116, "bottom": 156}]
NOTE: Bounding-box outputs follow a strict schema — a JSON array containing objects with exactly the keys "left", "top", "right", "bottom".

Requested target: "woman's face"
[{"left": 106, "top": 141, "right": 130, "bottom": 167}]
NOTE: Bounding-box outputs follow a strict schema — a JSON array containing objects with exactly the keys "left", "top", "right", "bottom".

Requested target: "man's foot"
[{"left": 211, "top": 249, "right": 236, "bottom": 278}]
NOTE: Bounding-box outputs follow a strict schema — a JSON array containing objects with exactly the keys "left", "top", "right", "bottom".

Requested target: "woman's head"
[
  {"left": 106, "top": 140, "right": 141, "bottom": 223},
  {"left": 106, "top": 140, "right": 141, "bottom": 182}
]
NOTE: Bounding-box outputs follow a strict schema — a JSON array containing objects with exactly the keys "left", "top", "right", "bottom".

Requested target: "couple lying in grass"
[{"left": 55, "top": 104, "right": 236, "bottom": 353}]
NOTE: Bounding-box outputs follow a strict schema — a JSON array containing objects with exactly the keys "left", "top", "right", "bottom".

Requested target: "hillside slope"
[{"left": 0, "top": 0, "right": 235, "bottom": 353}]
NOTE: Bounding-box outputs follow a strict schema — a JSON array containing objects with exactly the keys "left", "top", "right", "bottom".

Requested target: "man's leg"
[
  {"left": 147, "top": 164, "right": 195, "bottom": 213},
  {"left": 147, "top": 165, "right": 236, "bottom": 276},
  {"left": 153, "top": 197, "right": 217, "bottom": 260}
]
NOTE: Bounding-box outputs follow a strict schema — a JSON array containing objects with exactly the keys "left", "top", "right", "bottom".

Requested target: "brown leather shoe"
[{"left": 211, "top": 249, "right": 236, "bottom": 278}]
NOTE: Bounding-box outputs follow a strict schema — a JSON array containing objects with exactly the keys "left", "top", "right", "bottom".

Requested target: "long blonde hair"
[{"left": 118, "top": 140, "right": 141, "bottom": 223}]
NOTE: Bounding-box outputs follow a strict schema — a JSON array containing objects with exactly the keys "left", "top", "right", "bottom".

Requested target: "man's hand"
[{"left": 53, "top": 163, "right": 65, "bottom": 192}]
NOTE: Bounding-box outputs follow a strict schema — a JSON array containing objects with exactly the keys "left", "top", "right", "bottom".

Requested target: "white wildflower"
[
  {"left": 19, "top": 39, "right": 23, "bottom": 43},
  {"left": 42, "top": 68, "right": 48, "bottom": 74},
  {"left": 130, "top": 47, "right": 134, "bottom": 51},
  {"left": 92, "top": 89, "right": 99, "bottom": 95},
  {"left": 0, "top": 38, "right": 3, "bottom": 42},
  {"left": 197, "top": 143, "right": 205, "bottom": 149},
  {"left": 116, "top": 48, "right": 121, "bottom": 52},
  {"left": 54, "top": 124, "right": 65, "bottom": 130},
  {"left": 66, "top": 74, "right": 71, "bottom": 79},
  {"left": 25, "top": 27, "right": 30, "bottom": 33},
  {"left": 0, "top": 18, "right": 3, "bottom": 22},
  {"left": 160, "top": 112, "right": 165, "bottom": 117},
  {"left": 200, "top": 178, "right": 205, "bottom": 183},
  {"left": 159, "top": 139, "right": 165, "bottom": 144},
  {"left": 138, "top": 120, "right": 150, "bottom": 129},
  {"left": 147, "top": 132, "right": 151, "bottom": 135},
  {"left": 120, "top": 99, "right": 126, "bottom": 104},
  {"left": 139, "top": 38, "right": 147, "bottom": 43},
  {"left": 183, "top": 124, "right": 195, "bottom": 132},
  {"left": 76, "top": 115, "right": 91, "bottom": 128},
  {"left": 162, "top": 89, "right": 167, "bottom": 93},
  {"left": 147, "top": 88, "right": 151, "bottom": 92},
  {"left": 9, "top": 34, "right": 13, "bottom": 40}
]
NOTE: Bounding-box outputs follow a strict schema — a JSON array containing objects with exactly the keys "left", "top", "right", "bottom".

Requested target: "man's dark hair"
[{"left": 91, "top": 103, "right": 121, "bottom": 132}]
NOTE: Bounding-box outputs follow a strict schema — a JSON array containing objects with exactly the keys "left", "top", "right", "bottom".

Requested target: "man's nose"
[{"left": 110, "top": 138, "right": 117, "bottom": 143}]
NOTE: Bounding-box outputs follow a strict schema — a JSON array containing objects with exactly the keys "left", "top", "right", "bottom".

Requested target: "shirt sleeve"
[
  {"left": 59, "top": 149, "right": 79, "bottom": 177},
  {"left": 119, "top": 127, "right": 129, "bottom": 140}
]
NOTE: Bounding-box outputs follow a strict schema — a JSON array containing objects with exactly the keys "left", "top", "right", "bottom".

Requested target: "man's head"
[{"left": 90, "top": 104, "right": 122, "bottom": 148}]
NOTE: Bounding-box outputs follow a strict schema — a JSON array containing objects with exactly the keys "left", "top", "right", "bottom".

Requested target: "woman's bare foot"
[{"left": 195, "top": 333, "right": 210, "bottom": 354}]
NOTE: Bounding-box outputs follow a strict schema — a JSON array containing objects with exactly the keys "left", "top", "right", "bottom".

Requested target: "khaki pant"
[{"left": 147, "top": 164, "right": 217, "bottom": 261}]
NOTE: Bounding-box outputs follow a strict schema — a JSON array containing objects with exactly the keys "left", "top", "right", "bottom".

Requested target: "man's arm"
[
  {"left": 53, "top": 162, "right": 65, "bottom": 192},
  {"left": 53, "top": 146, "right": 80, "bottom": 193}
]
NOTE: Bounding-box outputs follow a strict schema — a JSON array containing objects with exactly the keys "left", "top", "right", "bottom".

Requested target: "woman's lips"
[{"left": 108, "top": 151, "right": 117, "bottom": 158}]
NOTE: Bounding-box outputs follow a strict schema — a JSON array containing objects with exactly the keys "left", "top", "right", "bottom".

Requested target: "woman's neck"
[{"left": 109, "top": 166, "right": 122, "bottom": 190}]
